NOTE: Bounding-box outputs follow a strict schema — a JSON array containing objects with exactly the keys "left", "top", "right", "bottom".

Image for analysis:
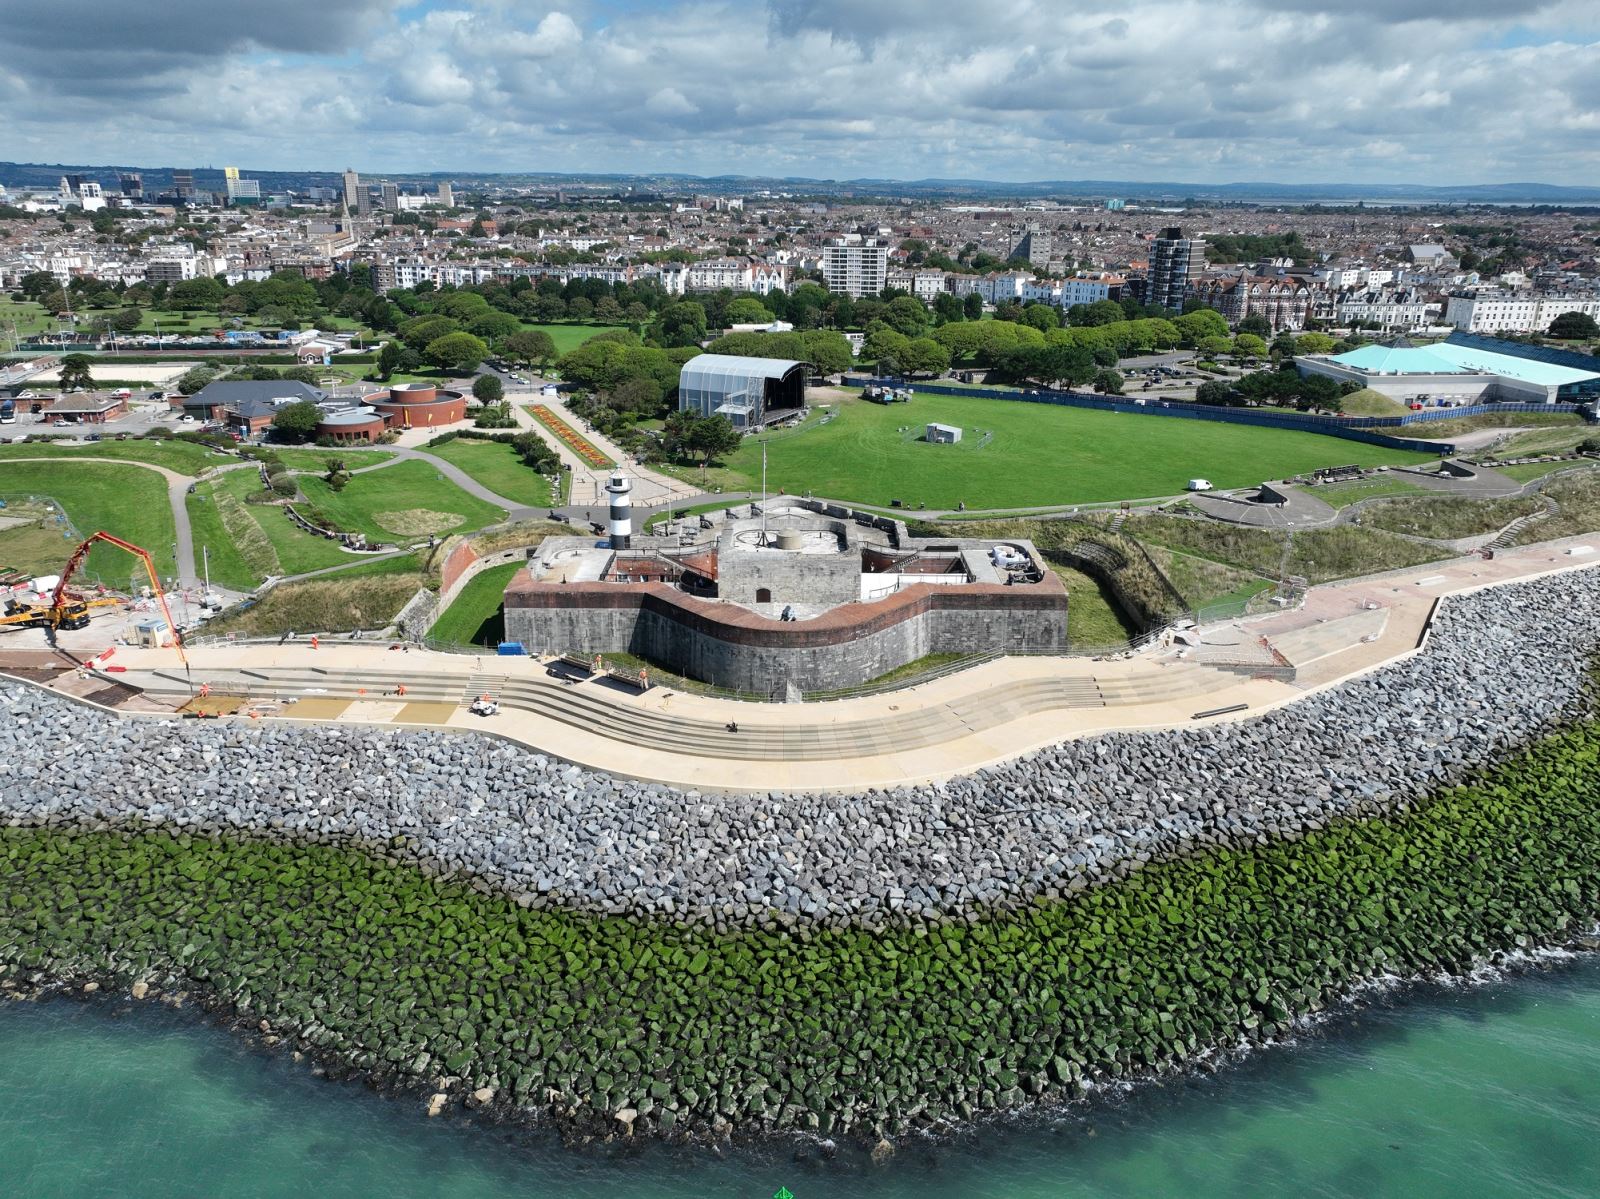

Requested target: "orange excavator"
[{"left": 1, "top": 531, "right": 187, "bottom": 666}]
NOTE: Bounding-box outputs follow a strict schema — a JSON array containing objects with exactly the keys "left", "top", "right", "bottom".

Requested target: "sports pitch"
[{"left": 727, "top": 394, "right": 1437, "bottom": 510}]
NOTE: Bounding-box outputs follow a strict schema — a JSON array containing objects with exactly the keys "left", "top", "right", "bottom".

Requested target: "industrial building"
[{"left": 678, "top": 354, "right": 807, "bottom": 429}]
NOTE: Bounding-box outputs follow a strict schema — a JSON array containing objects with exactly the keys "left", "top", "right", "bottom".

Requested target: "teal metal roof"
[{"left": 1331, "top": 343, "right": 1600, "bottom": 386}]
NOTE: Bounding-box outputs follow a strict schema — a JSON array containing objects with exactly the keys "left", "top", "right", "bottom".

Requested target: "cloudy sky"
[{"left": 3, "top": 0, "right": 1597, "bottom": 183}]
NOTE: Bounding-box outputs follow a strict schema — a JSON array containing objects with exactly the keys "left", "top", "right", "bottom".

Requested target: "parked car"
[
  {"left": 51, "top": 419, "right": 69, "bottom": 427},
  {"left": 178, "top": 415, "right": 194, "bottom": 424}
]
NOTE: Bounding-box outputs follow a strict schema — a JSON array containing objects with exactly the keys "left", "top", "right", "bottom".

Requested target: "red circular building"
[{"left": 372, "top": 382, "right": 467, "bottom": 430}]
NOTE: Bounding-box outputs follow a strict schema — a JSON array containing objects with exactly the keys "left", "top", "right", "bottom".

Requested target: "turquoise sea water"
[{"left": 3, "top": 958, "right": 1600, "bottom": 1199}]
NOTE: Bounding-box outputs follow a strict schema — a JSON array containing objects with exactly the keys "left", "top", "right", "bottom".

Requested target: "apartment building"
[
  {"left": 1444, "top": 291, "right": 1600, "bottom": 334},
  {"left": 821, "top": 238, "right": 889, "bottom": 298}
]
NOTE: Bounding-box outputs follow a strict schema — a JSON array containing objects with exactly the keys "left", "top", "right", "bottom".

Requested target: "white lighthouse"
[{"left": 605, "top": 470, "right": 633, "bottom": 550}]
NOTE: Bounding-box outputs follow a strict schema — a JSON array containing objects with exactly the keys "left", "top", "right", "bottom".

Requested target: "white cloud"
[{"left": 0, "top": 0, "right": 1596, "bottom": 183}]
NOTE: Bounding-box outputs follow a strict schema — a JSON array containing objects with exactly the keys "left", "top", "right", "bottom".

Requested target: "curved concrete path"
[{"left": 51, "top": 534, "right": 1600, "bottom": 792}]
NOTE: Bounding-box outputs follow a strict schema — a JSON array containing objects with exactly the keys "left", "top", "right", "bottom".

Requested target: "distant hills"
[{"left": 4, "top": 159, "right": 1600, "bottom": 205}]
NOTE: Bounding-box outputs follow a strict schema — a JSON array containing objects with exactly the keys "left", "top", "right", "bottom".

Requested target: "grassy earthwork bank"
[
  {"left": 695, "top": 394, "right": 1436, "bottom": 511},
  {"left": 1, "top": 721, "right": 1598, "bottom": 1142},
  {"left": 427, "top": 561, "right": 522, "bottom": 646},
  {"left": 0, "top": 438, "right": 230, "bottom": 476},
  {"left": 199, "top": 566, "right": 428, "bottom": 638},
  {"left": 0, "top": 461, "right": 178, "bottom": 580}
]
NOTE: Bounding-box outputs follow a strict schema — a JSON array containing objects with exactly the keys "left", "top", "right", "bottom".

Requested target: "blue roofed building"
[{"left": 1297, "top": 338, "right": 1600, "bottom": 405}]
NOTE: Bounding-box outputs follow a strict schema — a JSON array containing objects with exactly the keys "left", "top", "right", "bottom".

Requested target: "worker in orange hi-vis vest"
[
  {"left": 396, "top": 683, "right": 407, "bottom": 697},
  {"left": 310, "top": 635, "right": 319, "bottom": 650},
  {"left": 199, "top": 683, "right": 211, "bottom": 698}
]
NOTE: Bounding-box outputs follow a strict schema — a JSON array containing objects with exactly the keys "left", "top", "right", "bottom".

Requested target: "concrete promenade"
[{"left": 22, "top": 533, "right": 1595, "bottom": 793}]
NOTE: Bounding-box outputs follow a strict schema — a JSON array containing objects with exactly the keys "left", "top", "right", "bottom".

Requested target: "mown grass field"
[
  {"left": 426, "top": 440, "right": 555, "bottom": 507},
  {"left": 524, "top": 322, "right": 629, "bottom": 355},
  {"left": 0, "top": 461, "right": 177, "bottom": 581},
  {"left": 268, "top": 447, "right": 394, "bottom": 472},
  {"left": 708, "top": 395, "right": 1436, "bottom": 510},
  {"left": 0, "top": 438, "right": 229, "bottom": 476},
  {"left": 427, "top": 561, "right": 522, "bottom": 646},
  {"left": 297, "top": 459, "right": 506, "bottom": 542}
]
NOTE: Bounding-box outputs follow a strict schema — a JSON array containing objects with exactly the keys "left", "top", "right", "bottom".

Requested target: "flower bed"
[{"left": 528, "top": 405, "right": 612, "bottom": 468}]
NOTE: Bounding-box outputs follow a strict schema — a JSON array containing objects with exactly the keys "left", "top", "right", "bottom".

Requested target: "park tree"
[
  {"left": 1294, "top": 332, "right": 1337, "bottom": 356},
  {"left": 963, "top": 292, "right": 984, "bottom": 320},
  {"left": 501, "top": 329, "right": 557, "bottom": 368},
  {"left": 609, "top": 376, "right": 665, "bottom": 418},
  {"left": 724, "top": 297, "right": 775, "bottom": 325},
  {"left": 882, "top": 294, "right": 932, "bottom": 337},
  {"left": 800, "top": 329, "right": 853, "bottom": 376},
  {"left": 376, "top": 340, "right": 401, "bottom": 381},
  {"left": 424, "top": 331, "right": 489, "bottom": 374},
  {"left": 863, "top": 323, "right": 912, "bottom": 366},
  {"left": 1067, "top": 299, "right": 1126, "bottom": 327},
  {"left": 400, "top": 313, "right": 460, "bottom": 348},
  {"left": 1548, "top": 311, "right": 1599, "bottom": 340},
  {"left": 512, "top": 431, "right": 558, "bottom": 472},
  {"left": 1021, "top": 303, "right": 1061, "bottom": 332},
  {"left": 112, "top": 307, "right": 144, "bottom": 334},
  {"left": 270, "top": 400, "right": 323, "bottom": 442},
  {"left": 58, "top": 354, "right": 94, "bottom": 391},
  {"left": 1195, "top": 380, "right": 1240, "bottom": 406},
  {"left": 931, "top": 292, "right": 965, "bottom": 326},
  {"left": 1092, "top": 368, "right": 1124, "bottom": 395},
  {"left": 472, "top": 374, "right": 504, "bottom": 405},
  {"left": 1237, "top": 313, "right": 1272, "bottom": 337},
  {"left": 1173, "top": 308, "right": 1230, "bottom": 346},
  {"left": 687, "top": 414, "right": 741, "bottom": 465},
  {"left": 899, "top": 337, "right": 951, "bottom": 378},
  {"left": 1232, "top": 333, "right": 1269, "bottom": 358},
  {"left": 1196, "top": 335, "right": 1233, "bottom": 357},
  {"left": 468, "top": 311, "right": 521, "bottom": 343},
  {"left": 655, "top": 301, "right": 708, "bottom": 348},
  {"left": 168, "top": 277, "right": 225, "bottom": 311}
]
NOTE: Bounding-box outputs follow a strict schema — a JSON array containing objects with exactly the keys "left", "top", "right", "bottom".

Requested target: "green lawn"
[
  {"left": 704, "top": 395, "right": 1437, "bottom": 510},
  {"left": 267, "top": 447, "right": 395, "bottom": 472},
  {"left": 185, "top": 488, "right": 259, "bottom": 592},
  {"left": 522, "top": 322, "right": 629, "bottom": 355},
  {"left": 1491, "top": 457, "right": 1593, "bottom": 480},
  {"left": 0, "top": 462, "right": 176, "bottom": 582},
  {"left": 1310, "top": 475, "right": 1432, "bottom": 509},
  {"left": 425, "top": 440, "right": 556, "bottom": 507},
  {"left": 0, "top": 438, "right": 231, "bottom": 476},
  {"left": 211, "top": 470, "right": 355, "bottom": 579},
  {"left": 428, "top": 561, "right": 522, "bottom": 645},
  {"left": 0, "top": 299, "right": 56, "bottom": 343},
  {"left": 1051, "top": 564, "right": 1139, "bottom": 647},
  {"left": 296, "top": 459, "right": 507, "bottom": 542}
]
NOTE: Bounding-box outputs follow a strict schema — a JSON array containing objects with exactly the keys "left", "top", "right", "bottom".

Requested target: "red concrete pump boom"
[{"left": 52, "top": 531, "right": 187, "bottom": 666}]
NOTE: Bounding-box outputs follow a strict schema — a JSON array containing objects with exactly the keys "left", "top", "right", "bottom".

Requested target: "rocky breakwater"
[
  {"left": 2, "top": 569, "right": 1599, "bottom": 929},
  {"left": 0, "top": 565, "right": 1598, "bottom": 1146}
]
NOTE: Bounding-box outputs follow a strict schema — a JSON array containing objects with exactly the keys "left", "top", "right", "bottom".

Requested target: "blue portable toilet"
[{"left": 496, "top": 642, "right": 525, "bottom": 656}]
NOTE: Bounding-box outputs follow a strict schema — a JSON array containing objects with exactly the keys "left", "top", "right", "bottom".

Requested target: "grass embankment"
[
  {"left": 1356, "top": 494, "right": 1544, "bottom": 541},
  {"left": 1051, "top": 565, "right": 1140, "bottom": 646},
  {"left": 1491, "top": 426, "right": 1600, "bottom": 458},
  {"left": 1391, "top": 411, "right": 1583, "bottom": 441},
  {"left": 201, "top": 570, "right": 427, "bottom": 637},
  {"left": 0, "top": 439, "right": 226, "bottom": 476},
  {"left": 662, "top": 395, "right": 1435, "bottom": 510},
  {"left": 297, "top": 460, "right": 507, "bottom": 542},
  {"left": 1337, "top": 388, "right": 1409, "bottom": 417},
  {"left": 1508, "top": 471, "right": 1600, "bottom": 546},
  {"left": 3, "top": 723, "right": 1599, "bottom": 1140},
  {"left": 1123, "top": 514, "right": 1449, "bottom": 583},
  {"left": 426, "top": 441, "right": 555, "bottom": 508},
  {"left": 203, "top": 471, "right": 353, "bottom": 581},
  {"left": 270, "top": 447, "right": 395, "bottom": 472},
  {"left": 0, "top": 462, "right": 176, "bottom": 580},
  {"left": 427, "top": 562, "right": 522, "bottom": 646}
]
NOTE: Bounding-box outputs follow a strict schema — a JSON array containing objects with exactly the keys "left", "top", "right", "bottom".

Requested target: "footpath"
[{"left": 5, "top": 534, "right": 1597, "bottom": 793}]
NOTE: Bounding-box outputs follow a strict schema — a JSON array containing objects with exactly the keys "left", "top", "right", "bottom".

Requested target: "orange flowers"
[{"left": 529, "top": 405, "right": 612, "bottom": 468}]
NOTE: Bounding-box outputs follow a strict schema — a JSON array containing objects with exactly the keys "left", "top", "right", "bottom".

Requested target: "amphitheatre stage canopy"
[{"left": 678, "top": 354, "right": 806, "bottom": 428}]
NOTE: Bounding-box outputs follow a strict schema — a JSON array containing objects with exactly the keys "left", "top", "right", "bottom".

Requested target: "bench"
[
  {"left": 604, "top": 664, "right": 653, "bottom": 691},
  {"left": 555, "top": 652, "right": 599, "bottom": 677}
]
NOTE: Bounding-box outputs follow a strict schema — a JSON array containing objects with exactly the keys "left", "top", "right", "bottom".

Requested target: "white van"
[{"left": 1186, "top": 478, "right": 1214, "bottom": 492}]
